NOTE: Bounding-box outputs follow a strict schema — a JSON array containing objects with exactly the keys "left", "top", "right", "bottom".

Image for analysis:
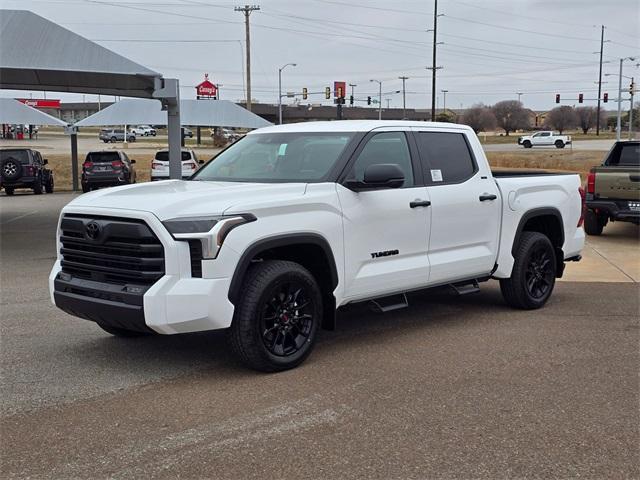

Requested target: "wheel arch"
[
  {"left": 512, "top": 207, "right": 565, "bottom": 277},
  {"left": 228, "top": 233, "right": 339, "bottom": 330}
]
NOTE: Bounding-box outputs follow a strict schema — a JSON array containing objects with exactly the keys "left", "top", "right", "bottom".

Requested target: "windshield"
[{"left": 193, "top": 132, "right": 355, "bottom": 182}]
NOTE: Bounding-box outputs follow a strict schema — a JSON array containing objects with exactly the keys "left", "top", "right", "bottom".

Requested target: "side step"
[
  {"left": 450, "top": 280, "right": 480, "bottom": 295},
  {"left": 369, "top": 293, "right": 409, "bottom": 313}
]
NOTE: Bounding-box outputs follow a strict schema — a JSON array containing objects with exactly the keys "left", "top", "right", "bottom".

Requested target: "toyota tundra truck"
[
  {"left": 50, "top": 121, "right": 585, "bottom": 372},
  {"left": 584, "top": 140, "right": 640, "bottom": 235}
]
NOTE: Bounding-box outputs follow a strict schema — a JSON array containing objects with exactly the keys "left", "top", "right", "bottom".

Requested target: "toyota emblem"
[{"left": 85, "top": 221, "right": 101, "bottom": 240}]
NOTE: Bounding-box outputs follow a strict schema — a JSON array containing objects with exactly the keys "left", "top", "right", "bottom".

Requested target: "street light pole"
[
  {"left": 399, "top": 76, "right": 409, "bottom": 119},
  {"left": 596, "top": 25, "right": 605, "bottom": 135},
  {"left": 629, "top": 76, "right": 635, "bottom": 140},
  {"left": 441, "top": 89, "right": 448, "bottom": 113},
  {"left": 278, "top": 63, "right": 296, "bottom": 125},
  {"left": 370, "top": 79, "right": 382, "bottom": 120},
  {"left": 517, "top": 92, "right": 523, "bottom": 103}
]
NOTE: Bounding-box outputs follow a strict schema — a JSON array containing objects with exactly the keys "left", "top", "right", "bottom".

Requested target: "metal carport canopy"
[
  {"left": 0, "top": 9, "right": 183, "bottom": 186},
  {"left": 0, "top": 98, "right": 68, "bottom": 126},
  {"left": 74, "top": 99, "right": 272, "bottom": 129}
]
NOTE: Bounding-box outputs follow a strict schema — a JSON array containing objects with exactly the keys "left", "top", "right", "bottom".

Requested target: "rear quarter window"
[{"left": 415, "top": 132, "right": 477, "bottom": 184}]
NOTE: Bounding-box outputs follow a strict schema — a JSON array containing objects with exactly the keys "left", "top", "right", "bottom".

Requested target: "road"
[
  {"left": 1, "top": 193, "right": 638, "bottom": 479},
  {"left": 483, "top": 139, "right": 616, "bottom": 152}
]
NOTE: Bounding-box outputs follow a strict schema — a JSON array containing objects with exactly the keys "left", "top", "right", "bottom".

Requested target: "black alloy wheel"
[
  {"left": 524, "top": 246, "right": 554, "bottom": 299},
  {"left": 260, "top": 281, "right": 314, "bottom": 357}
]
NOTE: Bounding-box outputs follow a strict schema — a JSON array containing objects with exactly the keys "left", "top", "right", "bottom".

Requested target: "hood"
[{"left": 68, "top": 180, "right": 307, "bottom": 220}]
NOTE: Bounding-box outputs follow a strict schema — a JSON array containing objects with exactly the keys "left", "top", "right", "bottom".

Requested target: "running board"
[
  {"left": 449, "top": 280, "right": 480, "bottom": 295},
  {"left": 369, "top": 293, "right": 409, "bottom": 313}
]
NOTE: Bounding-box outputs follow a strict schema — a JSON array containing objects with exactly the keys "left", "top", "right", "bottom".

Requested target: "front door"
[{"left": 337, "top": 130, "right": 431, "bottom": 301}]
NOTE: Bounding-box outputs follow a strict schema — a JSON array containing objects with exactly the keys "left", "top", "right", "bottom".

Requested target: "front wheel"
[
  {"left": 500, "top": 231, "right": 557, "bottom": 310},
  {"left": 228, "top": 260, "right": 322, "bottom": 372},
  {"left": 523, "top": 140, "right": 532, "bottom": 148},
  {"left": 45, "top": 177, "right": 54, "bottom": 193}
]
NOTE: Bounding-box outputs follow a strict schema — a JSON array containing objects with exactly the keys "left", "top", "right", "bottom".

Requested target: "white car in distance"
[
  {"left": 518, "top": 131, "right": 572, "bottom": 149},
  {"left": 150, "top": 149, "right": 203, "bottom": 181}
]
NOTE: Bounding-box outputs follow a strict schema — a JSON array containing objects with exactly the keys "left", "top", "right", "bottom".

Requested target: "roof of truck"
[{"left": 249, "top": 120, "right": 472, "bottom": 134}]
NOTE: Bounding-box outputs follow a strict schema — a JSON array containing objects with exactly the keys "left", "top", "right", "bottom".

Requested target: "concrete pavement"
[{"left": 1, "top": 193, "right": 638, "bottom": 479}]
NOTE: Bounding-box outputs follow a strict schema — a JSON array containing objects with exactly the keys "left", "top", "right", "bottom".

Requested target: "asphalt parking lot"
[{"left": 1, "top": 193, "right": 638, "bottom": 479}]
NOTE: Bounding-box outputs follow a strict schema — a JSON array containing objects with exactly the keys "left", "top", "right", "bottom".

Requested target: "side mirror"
[
  {"left": 43, "top": 159, "right": 48, "bottom": 165},
  {"left": 130, "top": 159, "right": 136, "bottom": 164},
  {"left": 345, "top": 164, "right": 405, "bottom": 191},
  {"left": 198, "top": 159, "right": 204, "bottom": 164}
]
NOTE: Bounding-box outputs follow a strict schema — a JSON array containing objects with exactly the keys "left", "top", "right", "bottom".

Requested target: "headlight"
[{"left": 162, "top": 214, "right": 256, "bottom": 259}]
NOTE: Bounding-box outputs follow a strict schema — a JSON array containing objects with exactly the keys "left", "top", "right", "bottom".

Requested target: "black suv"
[
  {"left": 1, "top": 148, "right": 54, "bottom": 195},
  {"left": 81, "top": 151, "right": 137, "bottom": 193}
]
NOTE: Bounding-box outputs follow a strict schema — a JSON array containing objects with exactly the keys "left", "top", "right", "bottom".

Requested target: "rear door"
[
  {"left": 412, "top": 128, "right": 501, "bottom": 284},
  {"left": 532, "top": 132, "right": 551, "bottom": 145},
  {"left": 337, "top": 129, "right": 431, "bottom": 300}
]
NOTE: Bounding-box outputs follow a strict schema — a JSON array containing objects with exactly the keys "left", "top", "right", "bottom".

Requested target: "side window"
[
  {"left": 349, "top": 132, "right": 414, "bottom": 187},
  {"left": 415, "top": 132, "right": 477, "bottom": 185},
  {"left": 540, "top": 132, "right": 550, "bottom": 137}
]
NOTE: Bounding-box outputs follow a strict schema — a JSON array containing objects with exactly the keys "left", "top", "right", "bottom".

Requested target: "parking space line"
[{"left": 1, "top": 210, "right": 38, "bottom": 226}]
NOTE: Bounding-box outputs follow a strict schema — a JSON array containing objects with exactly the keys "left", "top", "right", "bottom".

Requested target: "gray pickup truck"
[{"left": 584, "top": 141, "right": 640, "bottom": 235}]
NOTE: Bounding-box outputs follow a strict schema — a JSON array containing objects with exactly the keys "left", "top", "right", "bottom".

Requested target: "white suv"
[{"left": 150, "top": 149, "right": 202, "bottom": 181}]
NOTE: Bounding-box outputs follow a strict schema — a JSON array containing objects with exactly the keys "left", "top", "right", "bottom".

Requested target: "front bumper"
[
  {"left": 49, "top": 207, "right": 238, "bottom": 335},
  {"left": 587, "top": 199, "right": 640, "bottom": 223}
]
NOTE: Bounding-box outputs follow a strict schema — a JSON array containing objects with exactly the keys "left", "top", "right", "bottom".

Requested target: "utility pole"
[
  {"left": 370, "top": 79, "right": 382, "bottom": 120},
  {"left": 516, "top": 92, "right": 523, "bottom": 103},
  {"left": 386, "top": 98, "right": 391, "bottom": 109},
  {"left": 629, "top": 76, "right": 635, "bottom": 140},
  {"left": 399, "top": 76, "right": 408, "bottom": 119},
  {"left": 596, "top": 24, "right": 605, "bottom": 135},
  {"left": 430, "top": 0, "right": 440, "bottom": 121},
  {"left": 441, "top": 89, "right": 448, "bottom": 113},
  {"left": 349, "top": 83, "right": 357, "bottom": 107},
  {"left": 235, "top": 4, "right": 260, "bottom": 111}
]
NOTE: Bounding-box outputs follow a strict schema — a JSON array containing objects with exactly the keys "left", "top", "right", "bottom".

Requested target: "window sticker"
[
  {"left": 430, "top": 169, "right": 443, "bottom": 182},
  {"left": 277, "top": 143, "right": 288, "bottom": 156}
]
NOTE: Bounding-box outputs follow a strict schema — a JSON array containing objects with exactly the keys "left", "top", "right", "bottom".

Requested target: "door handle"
[
  {"left": 479, "top": 194, "right": 497, "bottom": 202},
  {"left": 410, "top": 200, "right": 431, "bottom": 208}
]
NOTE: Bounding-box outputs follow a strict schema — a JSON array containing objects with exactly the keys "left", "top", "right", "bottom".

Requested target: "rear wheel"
[
  {"left": 500, "top": 232, "right": 556, "bottom": 310},
  {"left": 4, "top": 187, "right": 14, "bottom": 195},
  {"left": 33, "top": 177, "right": 43, "bottom": 195},
  {"left": 110, "top": 136, "right": 117, "bottom": 143},
  {"left": 584, "top": 209, "right": 606, "bottom": 235},
  {"left": 228, "top": 260, "right": 321, "bottom": 372},
  {"left": 97, "top": 323, "right": 152, "bottom": 337},
  {"left": 81, "top": 183, "right": 91, "bottom": 193},
  {"left": 555, "top": 140, "right": 565, "bottom": 149},
  {"left": 523, "top": 140, "right": 532, "bottom": 148}
]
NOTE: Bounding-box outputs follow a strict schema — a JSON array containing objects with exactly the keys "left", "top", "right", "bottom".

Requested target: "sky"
[{"left": 0, "top": 0, "right": 638, "bottom": 111}]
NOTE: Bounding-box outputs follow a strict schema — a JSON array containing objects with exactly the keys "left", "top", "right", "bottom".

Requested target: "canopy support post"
[
  {"left": 71, "top": 133, "right": 78, "bottom": 191},
  {"left": 154, "top": 78, "right": 181, "bottom": 180}
]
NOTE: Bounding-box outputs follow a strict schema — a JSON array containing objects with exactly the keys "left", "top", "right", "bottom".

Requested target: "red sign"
[
  {"left": 334, "top": 81, "right": 346, "bottom": 98},
  {"left": 196, "top": 73, "right": 217, "bottom": 98},
  {"left": 17, "top": 99, "right": 61, "bottom": 109}
]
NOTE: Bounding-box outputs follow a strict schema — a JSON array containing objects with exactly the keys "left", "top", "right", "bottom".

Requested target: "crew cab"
[
  {"left": 150, "top": 148, "right": 203, "bottom": 181},
  {"left": 1, "top": 148, "right": 54, "bottom": 195},
  {"left": 130, "top": 125, "right": 156, "bottom": 137},
  {"left": 584, "top": 140, "right": 640, "bottom": 235},
  {"left": 518, "top": 131, "right": 572, "bottom": 149},
  {"left": 50, "top": 121, "right": 584, "bottom": 372}
]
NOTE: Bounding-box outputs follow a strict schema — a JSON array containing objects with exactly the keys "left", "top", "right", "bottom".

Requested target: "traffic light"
[
  {"left": 367, "top": 96, "right": 372, "bottom": 105},
  {"left": 325, "top": 87, "right": 331, "bottom": 99},
  {"left": 337, "top": 86, "right": 343, "bottom": 98},
  {"left": 603, "top": 92, "right": 608, "bottom": 103},
  {"left": 302, "top": 87, "right": 308, "bottom": 100},
  {"left": 349, "top": 95, "right": 354, "bottom": 105},
  {"left": 555, "top": 94, "right": 560, "bottom": 104},
  {"left": 578, "top": 93, "right": 583, "bottom": 103},
  {"left": 631, "top": 81, "right": 636, "bottom": 95}
]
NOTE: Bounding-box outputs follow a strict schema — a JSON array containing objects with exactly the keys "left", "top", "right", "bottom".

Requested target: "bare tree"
[
  {"left": 575, "top": 106, "right": 607, "bottom": 134},
  {"left": 546, "top": 106, "right": 578, "bottom": 134},
  {"left": 460, "top": 104, "right": 497, "bottom": 133},
  {"left": 492, "top": 100, "right": 530, "bottom": 136}
]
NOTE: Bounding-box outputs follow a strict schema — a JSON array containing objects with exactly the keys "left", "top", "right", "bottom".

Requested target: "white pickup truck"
[
  {"left": 50, "top": 121, "right": 585, "bottom": 372},
  {"left": 518, "top": 131, "right": 572, "bottom": 149}
]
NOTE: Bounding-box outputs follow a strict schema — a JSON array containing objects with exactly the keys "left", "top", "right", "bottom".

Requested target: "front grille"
[{"left": 60, "top": 214, "right": 165, "bottom": 286}]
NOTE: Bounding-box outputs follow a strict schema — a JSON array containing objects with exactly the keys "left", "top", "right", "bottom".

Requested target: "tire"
[
  {"left": 110, "top": 137, "right": 117, "bottom": 143},
  {"left": 228, "top": 260, "right": 322, "bottom": 372},
  {"left": 82, "top": 183, "right": 91, "bottom": 193},
  {"left": 523, "top": 140, "right": 532, "bottom": 148},
  {"left": 4, "top": 187, "right": 14, "bottom": 195},
  {"left": 500, "top": 231, "right": 557, "bottom": 310},
  {"left": 555, "top": 140, "right": 565, "bottom": 149},
  {"left": 103, "top": 140, "right": 109, "bottom": 143},
  {"left": 45, "top": 177, "right": 54, "bottom": 193},
  {"left": 1, "top": 157, "right": 22, "bottom": 182},
  {"left": 97, "top": 323, "right": 151, "bottom": 337},
  {"left": 584, "top": 209, "right": 605, "bottom": 236},
  {"left": 33, "top": 177, "right": 43, "bottom": 195},
  {"left": 129, "top": 136, "right": 136, "bottom": 142}
]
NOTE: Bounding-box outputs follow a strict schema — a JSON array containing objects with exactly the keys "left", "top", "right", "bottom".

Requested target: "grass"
[{"left": 45, "top": 149, "right": 603, "bottom": 192}]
